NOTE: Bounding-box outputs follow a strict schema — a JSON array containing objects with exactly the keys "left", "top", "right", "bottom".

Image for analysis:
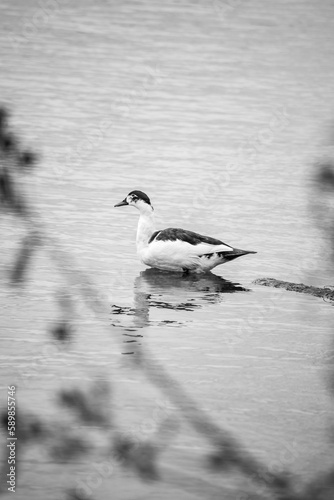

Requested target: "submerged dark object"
[{"left": 254, "top": 277, "right": 334, "bottom": 302}]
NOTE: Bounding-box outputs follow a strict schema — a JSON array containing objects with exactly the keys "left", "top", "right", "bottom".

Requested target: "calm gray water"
[{"left": 1, "top": 1, "right": 334, "bottom": 498}]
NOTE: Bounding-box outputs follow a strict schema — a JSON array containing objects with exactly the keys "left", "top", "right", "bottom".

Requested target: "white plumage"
[{"left": 115, "top": 190, "right": 256, "bottom": 273}]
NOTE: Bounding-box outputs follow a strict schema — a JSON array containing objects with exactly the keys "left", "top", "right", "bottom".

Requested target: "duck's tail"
[{"left": 217, "top": 248, "right": 257, "bottom": 261}]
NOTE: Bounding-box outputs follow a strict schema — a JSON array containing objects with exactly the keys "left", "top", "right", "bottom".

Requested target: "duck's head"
[{"left": 114, "top": 190, "right": 153, "bottom": 212}]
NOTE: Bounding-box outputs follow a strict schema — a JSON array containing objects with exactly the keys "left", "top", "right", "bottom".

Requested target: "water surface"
[{"left": 1, "top": 1, "right": 334, "bottom": 498}]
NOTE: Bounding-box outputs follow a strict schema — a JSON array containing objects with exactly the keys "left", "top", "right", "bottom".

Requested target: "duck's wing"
[{"left": 148, "top": 228, "right": 232, "bottom": 249}]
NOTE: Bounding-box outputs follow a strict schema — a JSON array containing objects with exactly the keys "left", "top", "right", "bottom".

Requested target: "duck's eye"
[{"left": 132, "top": 196, "right": 138, "bottom": 202}]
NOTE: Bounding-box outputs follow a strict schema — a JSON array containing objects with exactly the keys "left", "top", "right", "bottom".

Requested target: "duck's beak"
[{"left": 114, "top": 199, "right": 128, "bottom": 207}]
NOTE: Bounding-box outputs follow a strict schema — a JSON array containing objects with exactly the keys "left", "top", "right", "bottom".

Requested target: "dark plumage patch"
[
  {"left": 202, "top": 252, "right": 214, "bottom": 259},
  {"left": 217, "top": 248, "right": 256, "bottom": 258},
  {"left": 149, "top": 228, "right": 227, "bottom": 246},
  {"left": 128, "top": 190, "right": 151, "bottom": 205},
  {"left": 201, "top": 248, "right": 256, "bottom": 261},
  {"left": 148, "top": 230, "right": 161, "bottom": 244}
]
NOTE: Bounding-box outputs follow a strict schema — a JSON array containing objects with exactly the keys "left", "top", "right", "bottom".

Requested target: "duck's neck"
[{"left": 136, "top": 206, "right": 155, "bottom": 253}]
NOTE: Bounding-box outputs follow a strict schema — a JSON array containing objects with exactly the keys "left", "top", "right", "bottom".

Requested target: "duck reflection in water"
[{"left": 111, "top": 269, "right": 249, "bottom": 355}]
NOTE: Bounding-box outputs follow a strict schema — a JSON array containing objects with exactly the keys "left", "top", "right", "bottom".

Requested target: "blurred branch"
[
  {"left": 10, "top": 231, "right": 41, "bottom": 283},
  {"left": 137, "top": 352, "right": 295, "bottom": 498}
]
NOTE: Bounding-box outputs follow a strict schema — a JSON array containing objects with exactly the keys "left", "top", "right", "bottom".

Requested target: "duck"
[{"left": 114, "top": 190, "right": 256, "bottom": 273}]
